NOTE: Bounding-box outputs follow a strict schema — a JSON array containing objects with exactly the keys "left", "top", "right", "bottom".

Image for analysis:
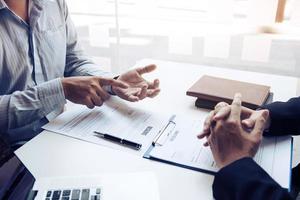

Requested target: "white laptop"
[{"left": 0, "top": 138, "right": 160, "bottom": 200}]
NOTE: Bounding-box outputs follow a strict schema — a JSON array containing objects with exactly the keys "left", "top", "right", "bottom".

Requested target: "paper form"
[
  {"left": 149, "top": 116, "right": 292, "bottom": 188},
  {"left": 43, "top": 97, "right": 169, "bottom": 156},
  {"left": 254, "top": 136, "right": 292, "bottom": 188},
  {"left": 150, "top": 116, "right": 218, "bottom": 172}
]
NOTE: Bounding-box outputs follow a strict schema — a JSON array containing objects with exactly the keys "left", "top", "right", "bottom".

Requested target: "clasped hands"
[
  {"left": 62, "top": 64, "right": 160, "bottom": 109},
  {"left": 198, "top": 93, "right": 270, "bottom": 169}
]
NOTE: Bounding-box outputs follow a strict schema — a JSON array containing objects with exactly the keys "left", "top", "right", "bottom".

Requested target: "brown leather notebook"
[{"left": 186, "top": 75, "right": 271, "bottom": 110}]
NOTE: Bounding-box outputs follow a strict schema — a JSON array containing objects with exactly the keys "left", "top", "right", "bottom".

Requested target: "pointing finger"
[{"left": 99, "top": 78, "right": 128, "bottom": 88}]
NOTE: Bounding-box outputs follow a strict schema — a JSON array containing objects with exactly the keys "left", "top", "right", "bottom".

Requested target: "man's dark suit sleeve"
[
  {"left": 213, "top": 158, "right": 293, "bottom": 200},
  {"left": 262, "top": 97, "right": 300, "bottom": 136}
]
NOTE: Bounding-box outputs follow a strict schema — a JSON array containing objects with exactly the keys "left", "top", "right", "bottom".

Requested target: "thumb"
[
  {"left": 241, "top": 119, "right": 255, "bottom": 129},
  {"left": 250, "top": 110, "right": 269, "bottom": 140},
  {"left": 99, "top": 78, "right": 128, "bottom": 88},
  {"left": 241, "top": 110, "right": 264, "bottom": 129},
  {"left": 136, "top": 64, "right": 157, "bottom": 75}
]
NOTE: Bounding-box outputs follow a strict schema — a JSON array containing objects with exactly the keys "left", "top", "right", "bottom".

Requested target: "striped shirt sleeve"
[{"left": 0, "top": 78, "right": 66, "bottom": 130}]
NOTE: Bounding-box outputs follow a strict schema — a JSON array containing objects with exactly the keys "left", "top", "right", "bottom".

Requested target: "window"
[{"left": 67, "top": 0, "right": 300, "bottom": 77}]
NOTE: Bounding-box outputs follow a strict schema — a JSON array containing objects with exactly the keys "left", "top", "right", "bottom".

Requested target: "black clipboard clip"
[{"left": 152, "top": 115, "right": 176, "bottom": 146}]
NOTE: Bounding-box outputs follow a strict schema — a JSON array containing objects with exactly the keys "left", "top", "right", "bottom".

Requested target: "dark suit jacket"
[{"left": 213, "top": 97, "right": 300, "bottom": 200}]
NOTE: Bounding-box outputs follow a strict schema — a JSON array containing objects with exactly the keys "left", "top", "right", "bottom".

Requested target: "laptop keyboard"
[{"left": 45, "top": 188, "right": 102, "bottom": 200}]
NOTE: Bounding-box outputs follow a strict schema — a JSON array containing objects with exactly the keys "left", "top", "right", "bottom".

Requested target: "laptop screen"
[{"left": 0, "top": 138, "right": 35, "bottom": 200}]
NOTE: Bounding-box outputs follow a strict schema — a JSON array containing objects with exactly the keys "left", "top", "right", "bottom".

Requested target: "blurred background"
[{"left": 66, "top": 0, "right": 300, "bottom": 77}]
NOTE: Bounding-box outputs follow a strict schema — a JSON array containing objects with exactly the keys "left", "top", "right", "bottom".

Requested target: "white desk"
[{"left": 16, "top": 59, "right": 298, "bottom": 200}]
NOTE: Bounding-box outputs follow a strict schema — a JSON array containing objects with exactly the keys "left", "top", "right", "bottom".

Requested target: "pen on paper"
[{"left": 93, "top": 131, "right": 142, "bottom": 150}]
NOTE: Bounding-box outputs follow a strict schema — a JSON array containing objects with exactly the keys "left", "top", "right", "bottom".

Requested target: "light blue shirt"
[{"left": 0, "top": 0, "right": 111, "bottom": 144}]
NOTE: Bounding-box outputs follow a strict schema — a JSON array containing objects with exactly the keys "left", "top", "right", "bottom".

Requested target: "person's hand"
[
  {"left": 62, "top": 76, "right": 128, "bottom": 109},
  {"left": 213, "top": 103, "right": 271, "bottom": 129},
  {"left": 198, "top": 102, "right": 229, "bottom": 146},
  {"left": 198, "top": 102, "right": 270, "bottom": 145},
  {"left": 202, "top": 94, "right": 269, "bottom": 168},
  {"left": 112, "top": 64, "right": 160, "bottom": 102}
]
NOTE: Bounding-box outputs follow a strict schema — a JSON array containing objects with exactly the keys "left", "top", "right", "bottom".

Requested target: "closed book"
[{"left": 186, "top": 75, "right": 271, "bottom": 110}]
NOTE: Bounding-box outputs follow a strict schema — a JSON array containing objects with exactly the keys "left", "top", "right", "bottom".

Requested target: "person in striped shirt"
[{"left": 0, "top": 0, "right": 160, "bottom": 146}]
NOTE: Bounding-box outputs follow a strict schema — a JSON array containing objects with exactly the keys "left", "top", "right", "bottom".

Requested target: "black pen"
[{"left": 93, "top": 131, "right": 142, "bottom": 150}]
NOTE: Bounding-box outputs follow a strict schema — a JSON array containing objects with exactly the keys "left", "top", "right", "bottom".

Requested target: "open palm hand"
[{"left": 112, "top": 64, "right": 160, "bottom": 102}]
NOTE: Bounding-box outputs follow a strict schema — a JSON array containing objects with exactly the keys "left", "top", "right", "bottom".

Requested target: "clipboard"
[
  {"left": 143, "top": 145, "right": 216, "bottom": 175},
  {"left": 143, "top": 114, "right": 217, "bottom": 175},
  {"left": 143, "top": 115, "right": 293, "bottom": 190}
]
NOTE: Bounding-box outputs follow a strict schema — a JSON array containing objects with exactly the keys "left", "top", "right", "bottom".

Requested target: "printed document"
[
  {"left": 43, "top": 98, "right": 292, "bottom": 188},
  {"left": 148, "top": 116, "right": 292, "bottom": 188},
  {"left": 43, "top": 97, "right": 169, "bottom": 156}
]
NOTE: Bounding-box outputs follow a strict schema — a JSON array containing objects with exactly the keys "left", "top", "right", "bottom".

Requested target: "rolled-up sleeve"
[{"left": 0, "top": 78, "right": 66, "bottom": 130}]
